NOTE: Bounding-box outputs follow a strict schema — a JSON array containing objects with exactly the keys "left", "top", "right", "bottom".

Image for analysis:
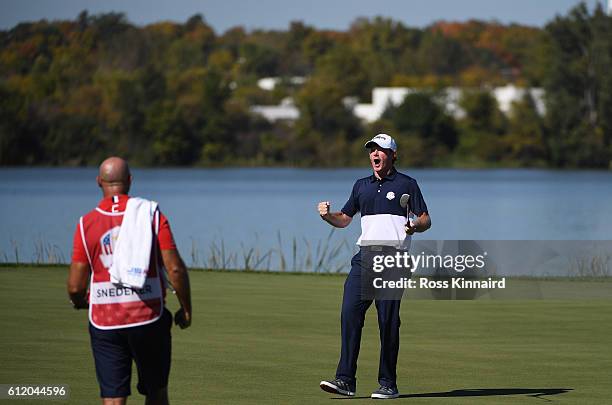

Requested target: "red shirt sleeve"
[
  {"left": 71, "top": 220, "right": 89, "bottom": 263},
  {"left": 158, "top": 211, "right": 177, "bottom": 250}
]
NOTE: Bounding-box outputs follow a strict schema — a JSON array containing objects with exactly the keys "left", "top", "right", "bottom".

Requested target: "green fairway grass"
[{"left": 1, "top": 267, "right": 611, "bottom": 404}]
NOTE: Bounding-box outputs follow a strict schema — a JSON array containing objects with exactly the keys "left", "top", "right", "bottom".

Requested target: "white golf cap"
[{"left": 364, "top": 133, "right": 397, "bottom": 152}]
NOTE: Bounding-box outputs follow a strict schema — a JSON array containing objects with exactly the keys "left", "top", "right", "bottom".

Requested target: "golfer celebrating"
[{"left": 318, "top": 134, "right": 431, "bottom": 399}]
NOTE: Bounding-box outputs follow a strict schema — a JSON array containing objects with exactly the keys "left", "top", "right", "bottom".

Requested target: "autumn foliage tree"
[{"left": 0, "top": 3, "right": 610, "bottom": 168}]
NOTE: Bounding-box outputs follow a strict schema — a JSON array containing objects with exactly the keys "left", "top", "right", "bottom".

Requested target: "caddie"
[{"left": 67, "top": 157, "right": 192, "bottom": 405}]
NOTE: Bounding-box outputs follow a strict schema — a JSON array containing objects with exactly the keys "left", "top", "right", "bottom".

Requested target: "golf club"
[{"left": 400, "top": 193, "right": 414, "bottom": 229}]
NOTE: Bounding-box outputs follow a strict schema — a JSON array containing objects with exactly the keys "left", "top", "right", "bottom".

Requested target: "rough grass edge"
[{"left": 3, "top": 263, "right": 612, "bottom": 281}]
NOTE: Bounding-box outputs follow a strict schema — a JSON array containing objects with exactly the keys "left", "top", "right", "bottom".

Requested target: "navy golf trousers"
[{"left": 335, "top": 250, "right": 402, "bottom": 388}]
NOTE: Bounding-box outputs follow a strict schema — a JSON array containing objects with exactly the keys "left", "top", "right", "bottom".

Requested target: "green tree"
[
  {"left": 459, "top": 90, "right": 506, "bottom": 134},
  {"left": 0, "top": 81, "right": 43, "bottom": 164},
  {"left": 503, "top": 93, "right": 548, "bottom": 165},
  {"left": 43, "top": 113, "right": 104, "bottom": 165},
  {"left": 456, "top": 90, "right": 508, "bottom": 163},
  {"left": 302, "top": 31, "right": 335, "bottom": 69},
  {"left": 239, "top": 42, "right": 280, "bottom": 77},
  {"left": 314, "top": 45, "right": 370, "bottom": 99},
  {"left": 348, "top": 17, "right": 421, "bottom": 86},
  {"left": 384, "top": 92, "right": 458, "bottom": 150},
  {"left": 544, "top": 2, "right": 612, "bottom": 167},
  {"left": 293, "top": 77, "right": 362, "bottom": 165},
  {"left": 416, "top": 31, "right": 467, "bottom": 76},
  {"left": 294, "top": 77, "right": 361, "bottom": 138},
  {"left": 148, "top": 101, "right": 199, "bottom": 165},
  {"left": 280, "top": 21, "right": 313, "bottom": 75}
]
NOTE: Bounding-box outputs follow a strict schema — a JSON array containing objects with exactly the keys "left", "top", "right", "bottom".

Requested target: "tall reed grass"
[
  {"left": 568, "top": 255, "right": 611, "bottom": 277},
  {"left": 1, "top": 237, "right": 66, "bottom": 265},
  {"left": 189, "top": 229, "right": 355, "bottom": 272},
  {"left": 2, "top": 230, "right": 356, "bottom": 273}
]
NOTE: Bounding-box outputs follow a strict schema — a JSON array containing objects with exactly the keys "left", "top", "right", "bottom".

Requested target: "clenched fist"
[{"left": 318, "top": 201, "right": 331, "bottom": 217}]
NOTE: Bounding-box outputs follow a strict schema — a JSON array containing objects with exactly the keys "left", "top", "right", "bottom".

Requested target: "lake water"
[{"left": 1, "top": 168, "right": 611, "bottom": 271}]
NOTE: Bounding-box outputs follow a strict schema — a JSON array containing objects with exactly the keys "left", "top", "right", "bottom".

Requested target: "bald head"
[{"left": 97, "top": 157, "right": 132, "bottom": 196}]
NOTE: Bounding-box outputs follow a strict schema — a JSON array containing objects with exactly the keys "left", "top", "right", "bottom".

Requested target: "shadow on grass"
[{"left": 332, "top": 387, "right": 573, "bottom": 400}]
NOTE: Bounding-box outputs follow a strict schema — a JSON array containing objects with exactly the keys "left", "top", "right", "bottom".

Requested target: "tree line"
[{"left": 0, "top": 2, "right": 611, "bottom": 168}]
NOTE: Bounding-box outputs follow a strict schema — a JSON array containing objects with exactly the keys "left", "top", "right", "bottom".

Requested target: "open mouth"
[{"left": 373, "top": 158, "right": 381, "bottom": 165}]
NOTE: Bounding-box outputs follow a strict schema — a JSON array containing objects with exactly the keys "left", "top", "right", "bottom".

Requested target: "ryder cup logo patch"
[
  {"left": 386, "top": 191, "right": 395, "bottom": 201},
  {"left": 99, "top": 226, "right": 120, "bottom": 269}
]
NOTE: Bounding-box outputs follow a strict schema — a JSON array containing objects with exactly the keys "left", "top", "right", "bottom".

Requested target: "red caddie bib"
[{"left": 78, "top": 195, "right": 165, "bottom": 330}]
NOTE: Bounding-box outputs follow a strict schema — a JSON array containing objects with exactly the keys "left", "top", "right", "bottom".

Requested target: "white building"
[
  {"left": 250, "top": 85, "right": 546, "bottom": 123},
  {"left": 250, "top": 97, "right": 299, "bottom": 122},
  {"left": 353, "top": 87, "right": 414, "bottom": 123},
  {"left": 494, "top": 86, "right": 545, "bottom": 116},
  {"left": 257, "top": 77, "right": 306, "bottom": 91},
  {"left": 352, "top": 85, "right": 545, "bottom": 123}
]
